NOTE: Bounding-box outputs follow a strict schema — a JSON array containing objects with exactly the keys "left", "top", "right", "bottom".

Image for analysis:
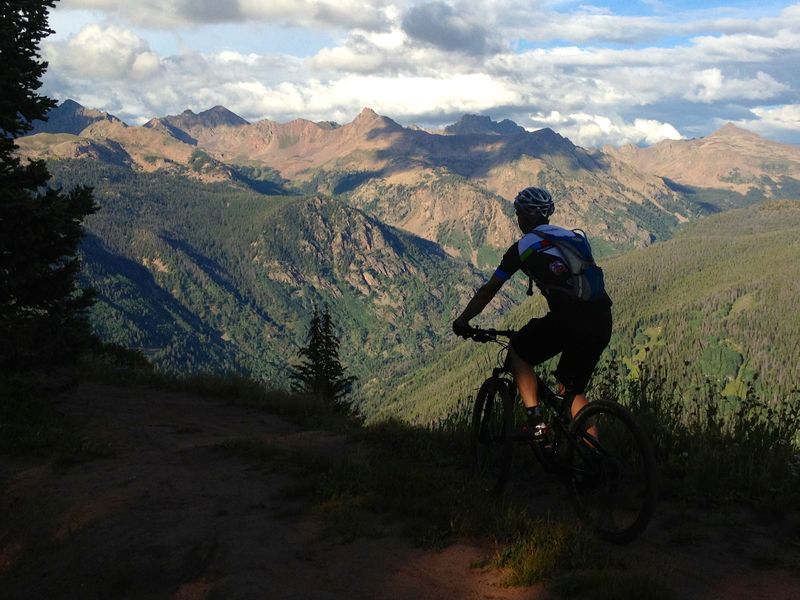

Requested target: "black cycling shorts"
[{"left": 510, "top": 304, "right": 612, "bottom": 394}]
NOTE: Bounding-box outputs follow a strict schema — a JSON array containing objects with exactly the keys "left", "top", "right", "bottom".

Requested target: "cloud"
[
  {"left": 730, "top": 104, "right": 800, "bottom": 142},
  {"left": 308, "top": 29, "right": 410, "bottom": 74},
  {"left": 42, "top": 28, "right": 305, "bottom": 123},
  {"left": 167, "top": 72, "right": 519, "bottom": 124},
  {"left": 59, "top": 0, "right": 391, "bottom": 30},
  {"left": 500, "top": 1, "right": 800, "bottom": 45},
  {"left": 684, "top": 69, "right": 788, "bottom": 103},
  {"left": 688, "top": 28, "right": 800, "bottom": 63},
  {"left": 42, "top": 3, "right": 800, "bottom": 145},
  {"left": 528, "top": 111, "right": 683, "bottom": 147},
  {"left": 401, "top": 1, "right": 502, "bottom": 55},
  {"left": 752, "top": 104, "right": 800, "bottom": 127},
  {"left": 45, "top": 24, "right": 162, "bottom": 81},
  {"left": 524, "top": 12, "right": 671, "bottom": 44},
  {"left": 318, "top": 73, "right": 520, "bottom": 118}
]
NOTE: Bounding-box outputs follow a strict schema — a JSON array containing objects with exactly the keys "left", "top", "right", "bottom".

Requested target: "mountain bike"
[{"left": 467, "top": 327, "right": 656, "bottom": 544}]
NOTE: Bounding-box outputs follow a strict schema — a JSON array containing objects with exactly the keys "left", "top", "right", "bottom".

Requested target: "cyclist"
[{"left": 452, "top": 186, "right": 612, "bottom": 441}]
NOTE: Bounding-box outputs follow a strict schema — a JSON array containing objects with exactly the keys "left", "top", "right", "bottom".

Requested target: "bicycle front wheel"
[
  {"left": 567, "top": 400, "right": 656, "bottom": 544},
  {"left": 471, "top": 378, "right": 514, "bottom": 495}
]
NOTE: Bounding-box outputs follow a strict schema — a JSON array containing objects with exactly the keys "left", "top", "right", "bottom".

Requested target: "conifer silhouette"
[
  {"left": 290, "top": 305, "right": 356, "bottom": 411},
  {"left": 0, "top": 1, "right": 97, "bottom": 368}
]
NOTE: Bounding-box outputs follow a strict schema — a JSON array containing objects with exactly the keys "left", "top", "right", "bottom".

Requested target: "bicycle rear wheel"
[
  {"left": 567, "top": 400, "right": 656, "bottom": 544},
  {"left": 471, "top": 378, "right": 514, "bottom": 495}
]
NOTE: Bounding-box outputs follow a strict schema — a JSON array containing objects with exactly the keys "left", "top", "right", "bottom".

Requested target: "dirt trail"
[
  {"left": 0, "top": 383, "right": 542, "bottom": 599},
  {"left": 2, "top": 383, "right": 799, "bottom": 599}
]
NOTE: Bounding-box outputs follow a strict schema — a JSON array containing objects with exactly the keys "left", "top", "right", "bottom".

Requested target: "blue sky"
[{"left": 41, "top": 1, "right": 800, "bottom": 147}]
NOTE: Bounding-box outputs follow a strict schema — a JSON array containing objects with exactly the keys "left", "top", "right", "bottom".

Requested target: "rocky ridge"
[
  {"left": 608, "top": 123, "right": 800, "bottom": 195},
  {"left": 19, "top": 101, "right": 798, "bottom": 260}
]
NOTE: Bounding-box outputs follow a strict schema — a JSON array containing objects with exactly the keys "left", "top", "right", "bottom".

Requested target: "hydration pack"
[{"left": 532, "top": 228, "right": 606, "bottom": 302}]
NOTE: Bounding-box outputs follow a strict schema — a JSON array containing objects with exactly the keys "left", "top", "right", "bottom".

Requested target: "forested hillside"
[
  {"left": 49, "top": 154, "right": 800, "bottom": 421},
  {"left": 51, "top": 160, "right": 521, "bottom": 391},
  {"left": 370, "top": 201, "right": 800, "bottom": 424},
  {"left": 610, "top": 201, "right": 800, "bottom": 398}
]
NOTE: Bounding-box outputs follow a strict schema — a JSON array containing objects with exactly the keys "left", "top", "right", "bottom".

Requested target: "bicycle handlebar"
[{"left": 462, "top": 327, "right": 516, "bottom": 343}]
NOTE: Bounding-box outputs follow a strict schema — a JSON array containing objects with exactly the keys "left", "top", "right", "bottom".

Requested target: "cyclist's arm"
[{"left": 455, "top": 274, "right": 505, "bottom": 324}]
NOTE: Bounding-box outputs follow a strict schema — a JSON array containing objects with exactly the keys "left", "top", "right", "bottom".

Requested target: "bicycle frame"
[{"left": 466, "top": 327, "right": 585, "bottom": 477}]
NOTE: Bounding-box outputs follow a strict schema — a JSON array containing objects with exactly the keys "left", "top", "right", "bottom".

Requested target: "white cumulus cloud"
[
  {"left": 752, "top": 104, "right": 800, "bottom": 127},
  {"left": 45, "top": 24, "right": 163, "bottom": 81},
  {"left": 685, "top": 69, "right": 788, "bottom": 103},
  {"left": 529, "top": 111, "right": 683, "bottom": 147},
  {"left": 730, "top": 104, "right": 800, "bottom": 141}
]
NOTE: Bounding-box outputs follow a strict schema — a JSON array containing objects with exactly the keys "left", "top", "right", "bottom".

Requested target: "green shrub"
[{"left": 591, "top": 358, "right": 800, "bottom": 510}]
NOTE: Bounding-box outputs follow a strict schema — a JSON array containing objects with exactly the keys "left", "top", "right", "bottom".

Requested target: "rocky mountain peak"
[
  {"left": 29, "top": 99, "right": 122, "bottom": 136},
  {"left": 351, "top": 107, "right": 401, "bottom": 132},
  {"left": 142, "top": 117, "right": 198, "bottom": 145},
  {"left": 161, "top": 106, "right": 248, "bottom": 132},
  {"left": 202, "top": 106, "right": 249, "bottom": 126},
  {"left": 709, "top": 123, "right": 760, "bottom": 139},
  {"left": 60, "top": 99, "right": 82, "bottom": 110},
  {"left": 315, "top": 120, "right": 340, "bottom": 130},
  {"left": 527, "top": 126, "right": 579, "bottom": 154},
  {"left": 355, "top": 107, "right": 379, "bottom": 121},
  {"left": 444, "top": 114, "right": 525, "bottom": 136}
]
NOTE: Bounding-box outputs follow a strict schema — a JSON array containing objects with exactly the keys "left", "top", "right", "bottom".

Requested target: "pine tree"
[
  {"left": 290, "top": 305, "right": 356, "bottom": 412},
  {"left": 0, "top": 1, "right": 97, "bottom": 369},
  {"left": 289, "top": 309, "right": 325, "bottom": 395}
]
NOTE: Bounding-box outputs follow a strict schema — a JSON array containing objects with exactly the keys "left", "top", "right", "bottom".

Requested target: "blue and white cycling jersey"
[{"left": 494, "top": 224, "right": 611, "bottom": 310}]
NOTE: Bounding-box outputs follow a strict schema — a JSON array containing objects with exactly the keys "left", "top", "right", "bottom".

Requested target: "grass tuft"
[{"left": 496, "top": 520, "right": 595, "bottom": 586}]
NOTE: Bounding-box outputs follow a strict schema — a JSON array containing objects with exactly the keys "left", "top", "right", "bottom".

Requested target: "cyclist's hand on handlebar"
[{"left": 452, "top": 318, "right": 472, "bottom": 338}]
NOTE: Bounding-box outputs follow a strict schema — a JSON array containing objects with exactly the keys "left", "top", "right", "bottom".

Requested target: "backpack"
[{"left": 531, "top": 228, "right": 606, "bottom": 302}]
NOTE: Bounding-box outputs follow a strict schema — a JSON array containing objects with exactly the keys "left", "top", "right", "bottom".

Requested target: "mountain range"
[
  {"left": 23, "top": 101, "right": 800, "bottom": 267},
  {"left": 17, "top": 101, "right": 800, "bottom": 416},
  {"left": 14, "top": 102, "right": 692, "bottom": 260}
]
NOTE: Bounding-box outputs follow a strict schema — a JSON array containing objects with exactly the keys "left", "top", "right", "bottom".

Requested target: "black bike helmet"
[{"left": 514, "top": 186, "right": 554, "bottom": 220}]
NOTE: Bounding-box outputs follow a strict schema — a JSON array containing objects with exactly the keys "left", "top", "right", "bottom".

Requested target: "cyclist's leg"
[
  {"left": 555, "top": 306, "right": 612, "bottom": 436},
  {"left": 507, "top": 347, "right": 540, "bottom": 409},
  {"left": 508, "top": 314, "right": 562, "bottom": 409},
  {"left": 555, "top": 380, "right": 588, "bottom": 419}
]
